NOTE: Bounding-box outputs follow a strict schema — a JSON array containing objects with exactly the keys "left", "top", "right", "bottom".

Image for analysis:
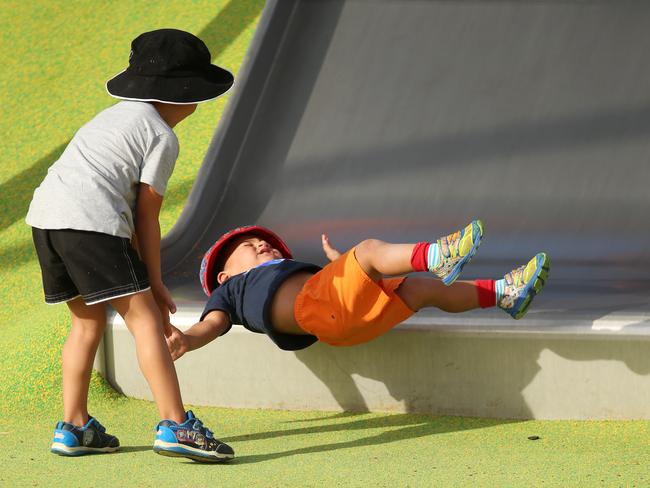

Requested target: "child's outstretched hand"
[
  {"left": 321, "top": 234, "right": 342, "bottom": 262},
  {"left": 165, "top": 324, "right": 189, "bottom": 361}
]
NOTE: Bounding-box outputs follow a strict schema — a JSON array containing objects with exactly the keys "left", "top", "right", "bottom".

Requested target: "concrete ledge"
[{"left": 96, "top": 301, "right": 650, "bottom": 420}]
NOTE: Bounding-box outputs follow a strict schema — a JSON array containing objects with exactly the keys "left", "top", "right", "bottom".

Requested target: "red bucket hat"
[{"left": 199, "top": 226, "right": 293, "bottom": 296}]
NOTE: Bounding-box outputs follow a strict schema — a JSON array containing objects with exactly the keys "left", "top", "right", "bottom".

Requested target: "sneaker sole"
[
  {"left": 51, "top": 442, "right": 119, "bottom": 456},
  {"left": 153, "top": 440, "right": 234, "bottom": 463},
  {"left": 442, "top": 220, "right": 484, "bottom": 286},
  {"left": 512, "top": 252, "right": 550, "bottom": 320}
]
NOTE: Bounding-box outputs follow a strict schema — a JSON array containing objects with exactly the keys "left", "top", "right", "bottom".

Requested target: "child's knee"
[
  {"left": 355, "top": 238, "right": 382, "bottom": 255},
  {"left": 70, "top": 309, "right": 107, "bottom": 334},
  {"left": 354, "top": 238, "right": 383, "bottom": 263},
  {"left": 353, "top": 239, "right": 383, "bottom": 279},
  {"left": 68, "top": 317, "right": 106, "bottom": 345}
]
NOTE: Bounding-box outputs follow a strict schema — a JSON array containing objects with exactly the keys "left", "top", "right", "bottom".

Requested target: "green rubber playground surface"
[
  {"left": 4, "top": 405, "right": 650, "bottom": 487},
  {"left": 1, "top": 2, "right": 650, "bottom": 486}
]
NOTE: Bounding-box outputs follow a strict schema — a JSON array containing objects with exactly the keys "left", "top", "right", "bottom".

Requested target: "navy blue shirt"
[{"left": 201, "top": 259, "right": 321, "bottom": 350}]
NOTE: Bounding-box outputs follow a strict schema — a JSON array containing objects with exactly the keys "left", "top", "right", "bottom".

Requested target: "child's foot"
[
  {"left": 431, "top": 220, "right": 484, "bottom": 285},
  {"left": 497, "top": 252, "right": 550, "bottom": 319},
  {"left": 153, "top": 410, "right": 234, "bottom": 463},
  {"left": 50, "top": 417, "right": 119, "bottom": 456}
]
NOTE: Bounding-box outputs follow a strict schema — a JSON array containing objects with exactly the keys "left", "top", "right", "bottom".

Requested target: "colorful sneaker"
[
  {"left": 153, "top": 410, "right": 234, "bottom": 463},
  {"left": 498, "top": 252, "right": 550, "bottom": 319},
  {"left": 50, "top": 417, "right": 119, "bottom": 456},
  {"left": 431, "top": 220, "right": 484, "bottom": 285}
]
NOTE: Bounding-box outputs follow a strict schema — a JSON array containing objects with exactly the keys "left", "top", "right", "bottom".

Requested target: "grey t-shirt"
[{"left": 26, "top": 101, "right": 179, "bottom": 238}]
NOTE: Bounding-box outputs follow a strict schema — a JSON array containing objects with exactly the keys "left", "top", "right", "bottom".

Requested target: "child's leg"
[
  {"left": 110, "top": 291, "right": 185, "bottom": 424},
  {"left": 63, "top": 298, "right": 107, "bottom": 426},
  {"left": 354, "top": 220, "right": 483, "bottom": 285},
  {"left": 393, "top": 277, "right": 480, "bottom": 312},
  {"left": 354, "top": 239, "right": 549, "bottom": 318},
  {"left": 353, "top": 239, "right": 415, "bottom": 280},
  {"left": 395, "top": 253, "right": 550, "bottom": 318}
]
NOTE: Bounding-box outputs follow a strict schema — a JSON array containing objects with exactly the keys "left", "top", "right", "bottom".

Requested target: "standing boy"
[{"left": 26, "top": 29, "right": 235, "bottom": 463}]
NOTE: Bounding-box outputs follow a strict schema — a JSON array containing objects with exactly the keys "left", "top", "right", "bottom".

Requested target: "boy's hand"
[
  {"left": 165, "top": 324, "right": 189, "bottom": 361},
  {"left": 321, "top": 234, "right": 342, "bottom": 262},
  {"left": 151, "top": 283, "right": 176, "bottom": 335}
]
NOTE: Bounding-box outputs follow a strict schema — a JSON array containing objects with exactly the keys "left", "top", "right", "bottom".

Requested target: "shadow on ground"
[
  {"left": 0, "top": 143, "right": 67, "bottom": 234},
  {"left": 183, "top": 413, "right": 518, "bottom": 465}
]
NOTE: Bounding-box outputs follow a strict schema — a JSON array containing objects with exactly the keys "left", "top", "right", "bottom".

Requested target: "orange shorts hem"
[{"left": 294, "top": 248, "right": 414, "bottom": 347}]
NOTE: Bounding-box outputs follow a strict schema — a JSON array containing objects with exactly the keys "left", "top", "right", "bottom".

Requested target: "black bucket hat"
[{"left": 106, "top": 29, "right": 234, "bottom": 104}]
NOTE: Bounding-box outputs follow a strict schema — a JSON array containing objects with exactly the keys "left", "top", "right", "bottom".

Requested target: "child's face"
[{"left": 217, "top": 235, "right": 284, "bottom": 284}]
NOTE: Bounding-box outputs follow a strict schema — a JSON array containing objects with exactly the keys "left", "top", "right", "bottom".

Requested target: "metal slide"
[{"left": 162, "top": 0, "right": 650, "bottom": 329}]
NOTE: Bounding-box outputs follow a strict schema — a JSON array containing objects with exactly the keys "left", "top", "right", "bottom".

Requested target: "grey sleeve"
[{"left": 140, "top": 133, "right": 179, "bottom": 196}]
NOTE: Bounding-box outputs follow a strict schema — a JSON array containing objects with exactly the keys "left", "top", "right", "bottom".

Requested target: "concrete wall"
[{"left": 96, "top": 314, "right": 650, "bottom": 420}]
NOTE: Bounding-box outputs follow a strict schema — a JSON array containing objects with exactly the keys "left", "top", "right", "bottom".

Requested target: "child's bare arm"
[
  {"left": 166, "top": 310, "right": 231, "bottom": 360},
  {"left": 135, "top": 183, "right": 176, "bottom": 331}
]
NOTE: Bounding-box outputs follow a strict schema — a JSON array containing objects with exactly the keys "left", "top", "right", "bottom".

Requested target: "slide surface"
[{"left": 162, "top": 0, "right": 650, "bottom": 328}]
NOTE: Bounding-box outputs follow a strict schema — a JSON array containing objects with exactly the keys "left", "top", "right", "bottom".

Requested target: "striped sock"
[
  {"left": 495, "top": 278, "right": 506, "bottom": 305},
  {"left": 427, "top": 243, "right": 441, "bottom": 271}
]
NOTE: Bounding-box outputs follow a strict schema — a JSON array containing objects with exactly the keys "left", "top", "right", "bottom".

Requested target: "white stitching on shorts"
[
  {"left": 85, "top": 285, "right": 152, "bottom": 305},
  {"left": 84, "top": 280, "right": 150, "bottom": 304},
  {"left": 46, "top": 290, "right": 76, "bottom": 300},
  {"left": 45, "top": 291, "right": 81, "bottom": 304},
  {"left": 83, "top": 280, "right": 149, "bottom": 301},
  {"left": 121, "top": 239, "right": 139, "bottom": 285}
]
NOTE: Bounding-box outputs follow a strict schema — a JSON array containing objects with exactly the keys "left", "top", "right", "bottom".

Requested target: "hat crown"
[{"left": 127, "top": 29, "right": 211, "bottom": 77}]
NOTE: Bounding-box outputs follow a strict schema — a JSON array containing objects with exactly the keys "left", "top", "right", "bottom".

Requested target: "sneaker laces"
[
  {"left": 505, "top": 264, "right": 527, "bottom": 290},
  {"left": 439, "top": 230, "right": 462, "bottom": 259},
  {"left": 87, "top": 417, "right": 106, "bottom": 433},
  {"left": 191, "top": 418, "right": 214, "bottom": 439}
]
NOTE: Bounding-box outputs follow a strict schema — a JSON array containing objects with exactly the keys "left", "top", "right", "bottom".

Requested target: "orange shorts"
[{"left": 294, "top": 248, "right": 414, "bottom": 347}]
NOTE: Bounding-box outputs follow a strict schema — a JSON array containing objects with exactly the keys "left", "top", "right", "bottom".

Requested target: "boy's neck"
[{"left": 151, "top": 102, "right": 198, "bottom": 128}]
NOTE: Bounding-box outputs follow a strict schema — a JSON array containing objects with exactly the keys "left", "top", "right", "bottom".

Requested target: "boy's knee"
[
  {"left": 68, "top": 318, "right": 106, "bottom": 346},
  {"left": 355, "top": 239, "right": 382, "bottom": 256},
  {"left": 354, "top": 239, "right": 383, "bottom": 279}
]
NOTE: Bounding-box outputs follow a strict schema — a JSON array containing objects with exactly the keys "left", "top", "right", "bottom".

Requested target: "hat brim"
[
  {"left": 106, "top": 64, "right": 234, "bottom": 104},
  {"left": 200, "top": 226, "right": 293, "bottom": 296}
]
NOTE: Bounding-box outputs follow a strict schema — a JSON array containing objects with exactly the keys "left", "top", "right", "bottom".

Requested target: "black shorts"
[{"left": 32, "top": 228, "right": 150, "bottom": 305}]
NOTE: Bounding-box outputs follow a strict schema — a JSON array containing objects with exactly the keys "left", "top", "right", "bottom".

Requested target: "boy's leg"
[
  {"left": 110, "top": 291, "right": 185, "bottom": 424},
  {"left": 395, "top": 253, "right": 550, "bottom": 318},
  {"left": 394, "top": 278, "right": 480, "bottom": 313},
  {"left": 63, "top": 298, "right": 107, "bottom": 426},
  {"left": 111, "top": 290, "right": 234, "bottom": 462},
  {"left": 353, "top": 220, "right": 483, "bottom": 284},
  {"left": 353, "top": 239, "right": 415, "bottom": 281}
]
